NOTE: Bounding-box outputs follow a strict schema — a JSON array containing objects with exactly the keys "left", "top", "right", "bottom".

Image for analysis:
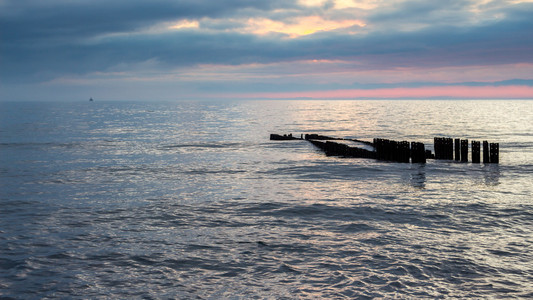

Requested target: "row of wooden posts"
[
  {"left": 373, "top": 139, "right": 428, "bottom": 163},
  {"left": 373, "top": 137, "right": 499, "bottom": 164},
  {"left": 434, "top": 137, "right": 499, "bottom": 163},
  {"left": 270, "top": 133, "right": 500, "bottom": 164}
]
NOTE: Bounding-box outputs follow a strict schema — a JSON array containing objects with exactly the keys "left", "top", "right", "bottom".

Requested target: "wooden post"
[
  {"left": 411, "top": 142, "right": 417, "bottom": 163},
  {"left": 446, "top": 138, "right": 454, "bottom": 160},
  {"left": 461, "top": 139, "right": 468, "bottom": 162},
  {"left": 472, "top": 141, "right": 480, "bottom": 163},
  {"left": 455, "top": 138, "right": 460, "bottom": 161},
  {"left": 374, "top": 138, "right": 382, "bottom": 160},
  {"left": 434, "top": 137, "right": 441, "bottom": 159},
  {"left": 483, "top": 141, "right": 489, "bottom": 163},
  {"left": 419, "top": 142, "right": 426, "bottom": 164},
  {"left": 387, "top": 140, "right": 393, "bottom": 161},
  {"left": 400, "top": 141, "right": 410, "bottom": 163},
  {"left": 423, "top": 143, "right": 427, "bottom": 163},
  {"left": 389, "top": 140, "right": 398, "bottom": 161},
  {"left": 490, "top": 143, "right": 499, "bottom": 164}
]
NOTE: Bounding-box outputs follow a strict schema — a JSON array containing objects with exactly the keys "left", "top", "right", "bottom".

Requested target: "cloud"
[
  {"left": 240, "top": 16, "right": 366, "bottom": 37},
  {"left": 0, "top": 0, "right": 296, "bottom": 43},
  {"left": 1, "top": 0, "right": 533, "bottom": 100}
]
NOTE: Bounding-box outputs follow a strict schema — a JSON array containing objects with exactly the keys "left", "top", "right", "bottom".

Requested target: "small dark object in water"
[{"left": 270, "top": 134, "right": 302, "bottom": 140}]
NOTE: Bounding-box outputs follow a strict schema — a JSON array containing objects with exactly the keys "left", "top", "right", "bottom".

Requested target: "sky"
[{"left": 1, "top": 0, "right": 533, "bottom": 101}]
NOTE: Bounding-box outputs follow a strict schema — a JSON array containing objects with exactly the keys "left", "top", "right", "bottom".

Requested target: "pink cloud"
[{"left": 238, "top": 85, "right": 533, "bottom": 99}]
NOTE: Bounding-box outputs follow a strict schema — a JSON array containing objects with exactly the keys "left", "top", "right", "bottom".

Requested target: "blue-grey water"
[{"left": 1, "top": 100, "right": 532, "bottom": 299}]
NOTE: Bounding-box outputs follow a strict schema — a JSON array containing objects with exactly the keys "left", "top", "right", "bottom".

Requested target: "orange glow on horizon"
[{"left": 235, "top": 85, "right": 533, "bottom": 99}]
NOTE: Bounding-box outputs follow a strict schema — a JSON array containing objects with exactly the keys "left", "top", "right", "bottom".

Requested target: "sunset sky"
[{"left": 1, "top": 0, "right": 533, "bottom": 100}]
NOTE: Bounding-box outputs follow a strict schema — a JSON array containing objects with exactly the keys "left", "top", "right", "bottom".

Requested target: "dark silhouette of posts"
[
  {"left": 461, "top": 139, "right": 468, "bottom": 162},
  {"left": 483, "top": 141, "right": 489, "bottom": 163},
  {"left": 434, "top": 137, "right": 442, "bottom": 159},
  {"left": 455, "top": 138, "right": 460, "bottom": 161},
  {"left": 445, "top": 138, "right": 453, "bottom": 159},
  {"left": 399, "top": 141, "right": 410, "bottom": 163},
  {"left": 273, "top": 133, "right": 500, "bottom": 165},
  {"left": 490, "top": 143, "right": 499, "bottom": 163},
  {"left": 472, "top": 141, "right": 480, "bottom": 163},
  {"left": 374, "top": 138, "right": 410, "bottom": 163},
  {"left": 434, "top": 137, "right": 453, "bottom": 160}
]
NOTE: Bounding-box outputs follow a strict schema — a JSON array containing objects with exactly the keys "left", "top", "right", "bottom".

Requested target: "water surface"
[{"left": 1, "top": 100, "right": 532, "bottom": 298}]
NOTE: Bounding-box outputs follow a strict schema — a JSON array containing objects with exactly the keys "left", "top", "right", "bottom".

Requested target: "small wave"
[
  {"left": 337, "top": 222, "right": 376, "bottom": 233},
  {"left": 0, "top": 142, "right": 81, "bottom": 148},
  {"left": 274, "top": 263, "right": 301, "bottom": 274},
  {"left": 158, "top": 142, "right": 243, "bottom": 150},
  {"left": 0, "top": 258, "right": 23, "bottom": 270}
]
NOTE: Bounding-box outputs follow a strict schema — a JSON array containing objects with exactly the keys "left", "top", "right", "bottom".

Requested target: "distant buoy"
[{"left": 89, "top": 97, "right": 94, "bottom": 101}]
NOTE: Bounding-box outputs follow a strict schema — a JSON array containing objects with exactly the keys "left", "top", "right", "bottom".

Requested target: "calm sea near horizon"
[{"left": 1, "top": 100, "right": 532, "bottom": 299}]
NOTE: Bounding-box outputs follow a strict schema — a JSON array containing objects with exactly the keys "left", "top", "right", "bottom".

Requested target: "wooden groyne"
[
  {"left": 433, "top": 137, "right": 499, "bottom": 163},
  {"left": 270, "top": 133, "right": 499, "bottom": 164}
]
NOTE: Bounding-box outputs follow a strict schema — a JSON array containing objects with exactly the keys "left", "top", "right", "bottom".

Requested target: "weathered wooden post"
[
  {"left": 385, "top": 139, "right": 392, "bottom": 161},
  {"left": 419, "top": 142, "right": 426, "bottom": 164},
  {"left": 387, "top": 139, "right": 394, "bottom": 161},
  {"left": 388, "top": 140, "right": 398, "bottom": 161},
  {"left": 400, "top": 141, "right": 410, "bottom": 163},
  {"left": 421, "top": 143, "right": 426, "bottom": 164},
  {"left": 461, "top": 139, "right": 468, "bottom": 162},
  {"left": 446, "top": 138, "right": 454, "bottom": 160},
  {"left": 380, "top": 139, "right": 384, "bottom": 160},
  {"left": 410, "top": 142, "right": 417, "bottom": 163},
  {"left": 490, "top": 143, "right": 499, "bottom": 164},
  {"left": 483, "top": 141, "right": 489, "bottom": 163},
  {"left": 455, "top": 138, "right": 460, "bottom": 161},
  {"left": 472, "top": 141, "right": 480, "bottom": 163},
  {"left": 434, "top": 137, "right": 441, "bottom": 159}
]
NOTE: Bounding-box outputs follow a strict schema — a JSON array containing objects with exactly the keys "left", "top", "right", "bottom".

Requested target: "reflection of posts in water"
[
  {"left": 409, "top": 164, "right": 426, "bottom": 189},
  {"left": 483, "top": 163, "right": 500, "bottom": 186}
]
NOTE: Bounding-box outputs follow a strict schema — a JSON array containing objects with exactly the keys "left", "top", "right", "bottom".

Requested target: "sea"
[{"left": 1, "top": 100, "right": 532, "bottom": 299}]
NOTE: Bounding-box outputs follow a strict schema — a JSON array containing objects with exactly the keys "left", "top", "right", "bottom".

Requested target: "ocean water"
[{"left": 0, "top": 100, "right": 532, "bottom": 299}]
